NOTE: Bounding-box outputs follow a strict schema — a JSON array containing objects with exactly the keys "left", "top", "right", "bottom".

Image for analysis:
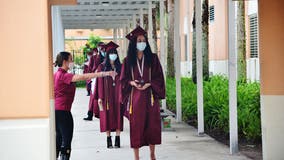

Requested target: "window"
[
  {"left": 249, "top": 14, "right": 258, "bottom": 58},
  {"left": 209, "top": 6, "right": 215, "bottom": 22}
]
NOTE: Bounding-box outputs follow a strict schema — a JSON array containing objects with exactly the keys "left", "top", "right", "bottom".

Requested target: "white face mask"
[
  {"left": 101, "top": 51, "right": 106, "bottom": 57},
  {"left": 136, "top": 42, "right": 147, "bottom": 51},
  {"left": 68, "top": 62, "right": 74, "bottom": 69},
  {"left": 109, "top": 54, "right": 118, "bottom": 61}
]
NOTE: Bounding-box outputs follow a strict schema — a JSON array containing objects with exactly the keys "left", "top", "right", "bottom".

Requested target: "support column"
[
  {"left": 132, "top": 15, "right": 137, "bottom": 29},
  {"left": 0, "top": 0, "right": 54, "bottom": 159},
  {"left": 123, "top": 25, "right": 127, "bottom": 58},
  {"left": 259, "top": 1, "right": 284, "bottom": 159},
  {"left": 196, "top": 0, "right": 204, "bottom": 134},
  {"left": 174, "top": 0, "right": 182, "bottom": 123},
  {"left": 51, "top": 6, "right": 65, "bottom": 64},
  {"left": 113, "top": 28, "right": 118, "bottom": 43},
  {"left": 119, "top": 28, "right": 123, "bottom": 54},
  {"left": 228, "top": 0, "right": 238, "bottom": 154},
  {"left": 160, "top": 0, "right": 166, "bottom": 110},
  {"left": 140, "top": 8, "right": 144, "bottom": 28},
  {"left": 186, "top": 0, "right": 191, "bottom": 63},
  {"left": 148, "top": 1, "right": 154, "bottom": 50}
]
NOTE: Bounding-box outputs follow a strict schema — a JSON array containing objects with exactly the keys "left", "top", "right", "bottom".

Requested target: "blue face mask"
[
  {"left": 137, "top": 42, "right": 147, "bottom": 51},
  {"left": 101, "top": 51, "right": 106, "bottom": 57},
  {"left": 109, "top": 54, "right": 118, "bottom": 61}
]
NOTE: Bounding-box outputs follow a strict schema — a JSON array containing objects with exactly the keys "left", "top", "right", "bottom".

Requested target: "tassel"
[
  {"left": 107, "top": 100, "right": 109, "bottom": 110},
  {"left": 151, "top": 93, "right": 154, "bottom": 106},
  {"left": 129, "top": 103, "right": 133, "bottom": 114},
  {"left": 129, "top": 89, "right": 133, "bottom": 114}
]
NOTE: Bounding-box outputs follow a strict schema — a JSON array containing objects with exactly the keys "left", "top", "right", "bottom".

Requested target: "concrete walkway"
[{"left": 70, "top": 89, "right": 250, "bottom": 160}]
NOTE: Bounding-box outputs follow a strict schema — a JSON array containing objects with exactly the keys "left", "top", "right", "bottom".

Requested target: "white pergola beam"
[
  {"left": 62, "top": 15, "right": 132, "bottom": 20},
  {"left": 228, "top": 0, "right": 238, "bottom": 154},
  {"left": 61, "top": 10, "right": 148, "bottom": 16},
  {"left": 60, "top": 4, "right": 156, "bottom": 10},
  {"left": 77, "top": 0, "right": 161, "bottom": 2},
  {"left": 63, "top": 20, "right": 128, "bottom": 24},
  {"left": 196, "top": 0, "right": 204, "bottom": 135},
  {"left": 64, "top": 24, "right": 125, "bottom": 29}
]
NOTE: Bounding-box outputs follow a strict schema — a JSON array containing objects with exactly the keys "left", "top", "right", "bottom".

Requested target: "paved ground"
[{"left": 70, "top": 88, "right": 251, "bottom": 160}]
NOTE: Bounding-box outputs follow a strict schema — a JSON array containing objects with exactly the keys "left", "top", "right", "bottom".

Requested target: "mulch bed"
[{"left": 187, "top": 120, "right": 262, "bottom": 160}]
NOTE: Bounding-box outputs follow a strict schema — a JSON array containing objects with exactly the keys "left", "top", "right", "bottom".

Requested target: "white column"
[
  {"left": 186, "top": 0, "right": 191, "bottom": 63},
  {"left": 228, "top": 0, "right": 238, "bottom": 154},
  {"left": 160, "top": 0, "right": 166, "bottom": 110},
  {"left": 148, "top": 1, "right": 153, "bottom": 50},
  {"left": 127, "top": 19, "right": 131, "bottom": 32},
  {"left": 140, "top": 8, "right": 144, "bottom": 28},
  {"left": 196, "top": 0, "right": 204, "bottom": 135},
  {"left": 132, "top": 15, "right": 137, "bottom": 29},
  {"left": 174, "top": 0, "right": 182, "bottom": 123},
  {"left": 51, "top": 6, "right": 65, "bottom": 67},
  {"left": 123, "top": 25, "right": 127, "bottom": 58},
  {"left": 119, "top": 28, "right": 123, "bottom": 54},
  {"left": 113, "top": 28, "right": 118, "bottom": 43}
]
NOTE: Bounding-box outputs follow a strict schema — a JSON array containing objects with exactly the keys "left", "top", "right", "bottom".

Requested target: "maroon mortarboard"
[
  {"left": 105, "top": 41, "right": 119, "bottom": 52},
  {"left": 126, "top": 26, "right": 147, "bottom": 41},
  {"left": 98, "top": 42, "right": 105, "bottom": 47},
  {"left": 92, "top": 48, "right": 98, "bottom": 52}
]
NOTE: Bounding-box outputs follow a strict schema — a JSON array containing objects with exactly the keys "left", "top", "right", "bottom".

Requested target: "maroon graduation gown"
[
  {"left": 87, "top": 54, "right": 102, "bottom": 115},
  {"left": 95, "top": 63, "right": 123, "bottom": 132},
  {"left": 83, "top": 63, "right": 91, "bottom": 92},
  {"left": 120, "top": 54, "right": 165, "bottom": 148}
]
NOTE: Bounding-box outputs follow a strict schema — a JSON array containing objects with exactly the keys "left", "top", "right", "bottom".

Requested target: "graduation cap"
[
  {"left": 105, "top": 41, "right": 119, "bottom": 52},
  {"left": 98, "top": 42, "right": 105, "bottom": 46},
  {"left": 126, "top": 26, "right": 147, "bottom": 41},
  {"left": 92, "top": 48, "right": 98, "bottom": 52}
]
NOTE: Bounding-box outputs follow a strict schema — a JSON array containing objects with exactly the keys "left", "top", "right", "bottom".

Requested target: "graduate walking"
[
  {"left": 96, "top": 41, "right": 124, "bottom": 148},
  {"left": 120, "top": 26, "right": 165, "bottom": 160}
]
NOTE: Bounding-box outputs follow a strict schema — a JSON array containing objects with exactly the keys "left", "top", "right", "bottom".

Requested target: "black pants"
[{"left": 55, "top": 110, "right": 74, "bottom": 156}]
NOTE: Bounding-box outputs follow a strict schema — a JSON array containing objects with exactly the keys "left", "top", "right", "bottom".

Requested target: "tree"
[
  {"left": 192, "top": 0, "right": 209, "bottom": 83},
  {"left": 167, "top": 0, "right": 175, "bottom": 78},
  {"left": 237, "top": 1, "right": 247, "bottom": 81},
  {"left": 202, "top": 0, "right": 209, "bottom": 81},
  {"left": 192, "top": 0, "right": 197, "bottom": 83},
  {"left": 152, "top": 4, "right": 158, "bottom": 53},
  {"left": 82, "top": 34, "right": 102, "bottom": 57}
]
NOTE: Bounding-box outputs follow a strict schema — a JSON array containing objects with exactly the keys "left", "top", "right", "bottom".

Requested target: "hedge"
[{"left": 166, "top": 75, "right": 261, "bottom": 141}]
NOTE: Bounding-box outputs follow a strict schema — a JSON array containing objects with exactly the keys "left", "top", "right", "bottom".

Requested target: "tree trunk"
[
  {"left": 152, "top": 6, "right": 158, "bottom": 53},
  {"left": 192, "top": 0, "right": 209, "bottom": 84},
  {"left": 167, "top": 0, "right": 175, "bottom": 78},
  {"left": 192, "top": 0, "right": 197, "bottom": 83},
  {"left": 237, "top": 1, "right": 247, "bottom": 82},
  {"left": 202, "top": 0, "right": 209, "bottom": 81}
]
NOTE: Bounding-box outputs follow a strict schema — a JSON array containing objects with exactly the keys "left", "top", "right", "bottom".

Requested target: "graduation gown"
[
  {"left": 120, "top": 54, "right": 165, "bottom": 148},
  {"left": 87, "top": 54, "right": 102, "bottom": 115},
  {"left": 96, "top": 63, "right": 123, "bottom": 132},
  {"left": 83, "top": 62, "right": 91, "bottom": 92}
]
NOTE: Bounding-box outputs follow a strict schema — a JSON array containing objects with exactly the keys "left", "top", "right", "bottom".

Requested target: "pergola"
[{"left": 51, "top": 0, "right": 239, "bottom": 154}]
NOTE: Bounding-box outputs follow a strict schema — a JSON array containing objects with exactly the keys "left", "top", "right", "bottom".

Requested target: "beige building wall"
[
  {"left": 0, "top": 0, "right": 76, "bottom": 159},
  {"left": 209, "top": 0, "right": 228, "bottom": 61},
  {"left": 259, "top": 0, "right": 284, "bottom": 159}
]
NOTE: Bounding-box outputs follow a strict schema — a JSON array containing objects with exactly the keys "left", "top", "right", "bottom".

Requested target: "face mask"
[
  {"left": 68, "top": 62, "right": 74, "bottom": 69},
  {"left": 136, "top": 42, "right": 147, "bottom": 51},
  {"left": 101, "top": 51, "right": 106, "bottom": 57},
  {"left": 109, "top": 54, "right": 118, "bottom": 61}
]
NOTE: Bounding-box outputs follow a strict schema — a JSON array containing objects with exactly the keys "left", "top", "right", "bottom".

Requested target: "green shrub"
[
  {"left": 76, "top": 81, "right": 86, "bottom": 88},
  {"left": 166, "top": 75, "right": 261, "bottom": 142}
]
